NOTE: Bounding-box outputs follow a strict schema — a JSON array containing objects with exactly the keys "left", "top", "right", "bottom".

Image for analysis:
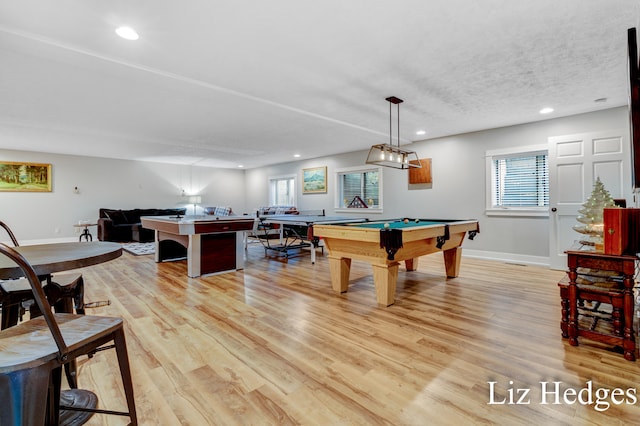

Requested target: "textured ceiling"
[{"left": 0, "top": 0, "right": 639, "bottom": 169}]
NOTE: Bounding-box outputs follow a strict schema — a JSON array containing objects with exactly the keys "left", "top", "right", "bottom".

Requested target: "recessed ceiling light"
[
  {"left": 416, "top": 130, "right": 426, "bottom": 136},
  {"left": 115, "top": 26, "right": 139, "bottom": 40},
  {"left": 293, "top": 154, "right": 301, "bottom": 158},
  {"left": 539, "top": 107, "right": 554, "bottom": 114},
  {"left": 237, "top": 165, "right": 244, "bottom": 168}
]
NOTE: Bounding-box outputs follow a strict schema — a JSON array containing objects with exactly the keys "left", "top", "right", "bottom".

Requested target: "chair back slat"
[
  {"left": 0, "top": 243, "right": 68, "bottom": 359},
  {"left": 0, "top": 221, "right": 19, "bottom": 247}
]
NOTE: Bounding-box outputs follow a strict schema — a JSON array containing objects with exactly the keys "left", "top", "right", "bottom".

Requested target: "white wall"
[
  {"left": 245, "top": 106, "right": 631, "bottom": 264},
  {"left": 1, "top": 106, "right": 630, "bottom": 263},
  {"left": 0, "top": 151, "right": 247, "bottom": 243}
]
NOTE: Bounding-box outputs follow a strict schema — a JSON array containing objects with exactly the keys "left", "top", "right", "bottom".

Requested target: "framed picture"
[
  {"left": 0, "top": 161, "right": 52, "bottom": 192},
  {"left": 302, "top": 166, "right": 327, "bottom": 194},
  {"left": 408, "top": 158, "right": 432, "bottom": 184}
]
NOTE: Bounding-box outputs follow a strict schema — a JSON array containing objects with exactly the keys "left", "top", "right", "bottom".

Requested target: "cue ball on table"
[{"left": 383, "top": 223, "right": 390, "bottom": 228}]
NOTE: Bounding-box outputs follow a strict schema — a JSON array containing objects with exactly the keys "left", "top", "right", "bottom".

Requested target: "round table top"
[{"left": 0, "top": 241, "right": 122, "bottom": 280}]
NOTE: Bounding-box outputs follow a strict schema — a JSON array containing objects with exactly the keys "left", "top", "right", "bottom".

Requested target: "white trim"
[
  {"left": 268, "top": 173, "right": 296, "bottom": 207},
  {"left": 485, "top": 208, "right": 549, "bottom": 217},
  {"left": 485, "top": 144, "right": 547, "bottom": 158},
  {"left": 334, "top": 208, "right": 384, "bottom": 214},
  {"left": 462, "top": 248, "right": 550, "bottom": 268},
  {"left": 334, "top": 165, "right": 383, "bottom": 211},
  {"left": 485, "top": 144, "right": 549, "bottom": 216}
]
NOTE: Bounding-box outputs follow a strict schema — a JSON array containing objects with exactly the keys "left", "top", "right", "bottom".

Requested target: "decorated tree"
[{"left": 572, "top": 177, "right": 616, "bottom": 247}]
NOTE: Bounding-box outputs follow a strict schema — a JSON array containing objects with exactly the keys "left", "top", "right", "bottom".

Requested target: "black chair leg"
[
  {"left": 114, "top": 328, "right": 138, "bottom": 425},
  {"left": 46, "top": 366, "right": 62, "bottom": 426}
]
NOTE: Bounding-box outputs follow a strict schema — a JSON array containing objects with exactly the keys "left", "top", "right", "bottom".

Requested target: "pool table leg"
[
  {"left": 328, "top": 255, "right": 351, "bottom": 293},
  {"left": 404, "top": 258, "right": 418, "bottom": 271},
  {"left": 372, "top": 262, "right": 399, "bottom": 307},
  {"left": 443, "top": 246, "right": 462, "bottom": 277}
]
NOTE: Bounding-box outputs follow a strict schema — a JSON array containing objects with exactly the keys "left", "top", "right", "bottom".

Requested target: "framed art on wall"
[
  {"left": 0, "top": 161, "right": 52, "bottom": 192},
  {"left": 408, "top": 158, "right": 433, "bottom": 190},
  {"left": 302, "top": 166, "right": 327, "bottom": 194}
]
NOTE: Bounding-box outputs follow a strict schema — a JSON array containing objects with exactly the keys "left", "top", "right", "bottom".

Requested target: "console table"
[{"left": 563, "top": 251, "right": 636, "bottom": 361}]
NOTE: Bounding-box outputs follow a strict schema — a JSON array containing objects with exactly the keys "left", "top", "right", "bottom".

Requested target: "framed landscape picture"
[
  {"left": 302, "top": 166, "right": 327, "bottom": 194},
  {"left": 0, "top": 161, "right": 52, "bottom": 192}
]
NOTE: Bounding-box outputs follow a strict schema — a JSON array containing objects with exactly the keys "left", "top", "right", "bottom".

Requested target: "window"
[
  {"left": 335, "top": 166, "right": 382, "bottom": 211},
  {"left": 486, "top": 145, "right": 548, "bottom": 217},
  {"left": 269, "top": 175, "right": 295, "bottom": 206}
]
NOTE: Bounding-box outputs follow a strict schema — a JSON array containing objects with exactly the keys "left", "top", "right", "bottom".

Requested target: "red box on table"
[{"left": 603, "top": 207, "right": 640, "bottom": 255}]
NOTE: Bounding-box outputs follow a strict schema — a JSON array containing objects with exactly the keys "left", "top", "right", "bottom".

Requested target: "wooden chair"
[
  {"left": 0, "top": 243, "right": 137, "bottom": 425},
  {"left": 0, "top": 220, "right": 85, "bottom": 388}
]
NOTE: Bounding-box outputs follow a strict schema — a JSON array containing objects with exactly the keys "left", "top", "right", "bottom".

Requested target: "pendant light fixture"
[{"left": 366, "top": 96, "right": 421, "bottom": 169}]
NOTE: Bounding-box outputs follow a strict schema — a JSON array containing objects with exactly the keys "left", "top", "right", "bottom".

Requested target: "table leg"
[
  {"left": 443, "top": 246, "right": 462, "bottom": 277},
  {"left": 405, "top": 257, "right": 418, "bottom": 271},
  {"left": 78, "top": 228, "right": 92, "bottom": 242},
  {"left": 328, "top": 255, "right": 351, "bottom": 293},
  {"left": 567, "top": 267, "right": 579, "bottom": 346},
  {"left": 187, "top": 234, "right": 201, "bottom": 278},
  {"left": 310, "top": 245, "right": 317, "bottom": 264},
  {"left": 372, "top": 262, "right": 399, "bottom": 307},
  {"left": 622, "top": 276, "right": 636, "bottom": 361}
]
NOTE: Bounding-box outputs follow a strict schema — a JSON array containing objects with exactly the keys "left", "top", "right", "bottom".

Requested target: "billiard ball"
[
  {"left": 383, "top": 223, "right": 390, "bottom": 228},
  {"left": 415, "top": 219, "right": 420, "bottom": 223},
  {"left": 403, "top": 218, "right": 409, "bottom": 224}
]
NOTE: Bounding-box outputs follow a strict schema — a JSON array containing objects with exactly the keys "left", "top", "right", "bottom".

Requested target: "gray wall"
[
  {"left": 1, "top": 106, "right": 630, "bottom": 265},
  {"left": 0, "top": 151, "right": 246, "bottom": 243},
  {"left": 245, "top": 106, "right": 631, "bottom": 264}
]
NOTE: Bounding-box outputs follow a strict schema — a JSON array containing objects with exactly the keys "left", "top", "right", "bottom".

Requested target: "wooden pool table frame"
[{"left": 314, "top": 219, "right": 479, "bottom": 306}]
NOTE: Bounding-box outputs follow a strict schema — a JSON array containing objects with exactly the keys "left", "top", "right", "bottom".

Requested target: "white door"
[{"left": 548, "top": 130, "right": 630, "bottom": 270}]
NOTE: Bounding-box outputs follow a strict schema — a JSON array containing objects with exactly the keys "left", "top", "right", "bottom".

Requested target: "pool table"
[{"left": 313, "top": 219, "right": 479, "bottom": 306}]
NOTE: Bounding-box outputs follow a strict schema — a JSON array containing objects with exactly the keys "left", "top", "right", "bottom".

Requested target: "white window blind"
[
  {"left": 492, "top": 153, "right": 548, "bottom": 207},
  {"left": 337, "top": 168, "right": 380, "bottom": 209}
]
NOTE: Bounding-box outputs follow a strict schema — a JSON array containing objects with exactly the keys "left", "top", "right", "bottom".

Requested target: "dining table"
[
  {"left": 0, "top": 241, "right": 122, "bottom": 280},
  {"left": 0, "top": 240, "right": 123, "bottom": 426}
]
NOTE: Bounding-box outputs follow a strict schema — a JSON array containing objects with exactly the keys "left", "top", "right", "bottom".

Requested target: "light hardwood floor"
[{"left": 67, "top": 244, "right": 639, "bottom": 425}]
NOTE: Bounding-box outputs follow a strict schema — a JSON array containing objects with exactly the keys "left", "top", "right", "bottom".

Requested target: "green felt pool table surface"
[{"left": 349, "top": 219, "right": 462, "bottom": 229}]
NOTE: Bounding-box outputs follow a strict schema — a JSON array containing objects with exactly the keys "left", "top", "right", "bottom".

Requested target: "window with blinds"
[
  {"left": 337, "top": 167, "right": 381, "bottom": 209},
  {"left": 491, "top": 152, "right": 548, "bottom": 208}
]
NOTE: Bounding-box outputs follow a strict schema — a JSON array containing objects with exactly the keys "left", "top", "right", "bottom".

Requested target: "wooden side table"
[{"left": 564, "top": 250, "right": 636, "bottom": 361}]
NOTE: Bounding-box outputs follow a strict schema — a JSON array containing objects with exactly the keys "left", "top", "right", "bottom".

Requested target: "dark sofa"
[{"left": 97, "top": 208, "right": 186, "bottom": 242}]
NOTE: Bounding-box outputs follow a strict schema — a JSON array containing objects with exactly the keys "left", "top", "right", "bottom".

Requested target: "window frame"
[
  {"left": 485, "top": 144, "right": 549, "bottom": 217},
  {"left": 268, "top": 174, "right": 296, "bottom": 207},
  {"left": 334, "top": 165, "right": 383, "bottom": 213}
]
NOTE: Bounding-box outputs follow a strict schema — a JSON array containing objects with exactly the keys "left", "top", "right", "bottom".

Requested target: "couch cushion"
[
  {"left": 104, "top": 210, "right": 129, "bottom": 225},
  {"left": 159, "top": 208, "right": 186, "bottom": 216}
]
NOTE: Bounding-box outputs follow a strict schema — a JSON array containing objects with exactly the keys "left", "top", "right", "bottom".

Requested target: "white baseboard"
[{"left": 462, "top": 248, "right": 550, "bottom": 268}]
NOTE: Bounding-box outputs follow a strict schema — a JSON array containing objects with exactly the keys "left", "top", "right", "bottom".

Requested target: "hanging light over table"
[{"left": 366, "top": 96, "right": 421, "bottom": 169}]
